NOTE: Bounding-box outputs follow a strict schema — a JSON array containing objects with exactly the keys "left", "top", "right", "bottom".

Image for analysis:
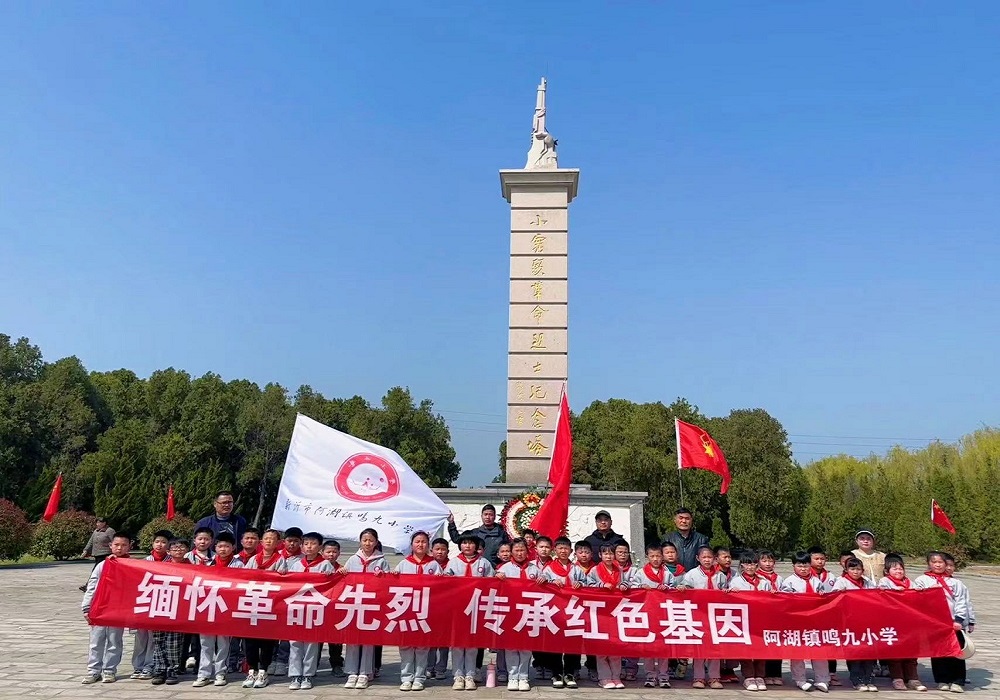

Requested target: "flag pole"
[{"left": 675, "top": 418, "right": 685, "bottom": 507}]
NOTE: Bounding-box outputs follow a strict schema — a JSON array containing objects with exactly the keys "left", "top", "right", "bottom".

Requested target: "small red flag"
[
  {"left": 931, "top": 499, "right": 956, "bottom": 535},
  {"left": 42, "top": 473, "right": 62, "bottom": 522},
  {"left": 530, "top": 387, "right": 572, "bottom": 540},
  {"left": 676, "top": 419, "right": 731, "bottom": 494},
  {"left": 166, "top": 485, "right": 176, "bottom": 521}
]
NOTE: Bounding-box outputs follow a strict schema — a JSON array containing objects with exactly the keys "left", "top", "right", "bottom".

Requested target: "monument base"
[{"left": 433, "top": 483, "right": 647, "bottom": 555}]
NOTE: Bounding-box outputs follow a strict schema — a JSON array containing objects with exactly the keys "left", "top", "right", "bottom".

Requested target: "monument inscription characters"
[{"left": 501, "top": 77, "right": 579, "bottom": 485}]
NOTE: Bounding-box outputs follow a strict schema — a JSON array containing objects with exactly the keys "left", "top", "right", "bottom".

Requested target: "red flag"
[
  {"left": 42, "top": 473, "right": 62, "bottom": 522},
  {"left": 676, "top": 419, "right": 731, "bottom": 494},
  {"left": 931, "top": 499, "right": 956, "bottom": 535},
  {"left": 530, "top": 387, "right": 571, "bottom": 539},
  {"left": 166, "top": 485, "right": 176, "bottom": 521}
]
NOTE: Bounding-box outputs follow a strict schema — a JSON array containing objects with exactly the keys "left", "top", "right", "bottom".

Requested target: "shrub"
[
  {"left": 31, "top": 509, "right": 96, "bottom": 560},
  {"left": 709, "top": 516, "right": 732, "bottom": 549},
  {"left": 138, "top": 513, "right": 196, "bottom": 552},
  {"left": 0, "top": 499, "right": 33, "bottom": 561}
]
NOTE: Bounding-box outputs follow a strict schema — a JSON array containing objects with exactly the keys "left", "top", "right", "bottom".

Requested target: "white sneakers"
[
  {"left": 518, "top": 680, "right": 531, "bottom": 691},
  {"left": 300, "top": 677, "right": 313, "bottom": 690},
  {"left": 401, "top": 681, "right": 413, "bottom": 691},
  {"left": 453, "top": 676, "right": 466, "bottom": 690},
  {"left": 192, "top": 677, "right": 212, "bottom": 687},
  {"left": 356, "top": 674, "right": 370, "bottom": 689},
  {"left": 214, "top": 673, "right": 227, "bottom": 687},
  {"left": 242, "top": 673, "right": 256, "bottom": 688},
  {"left": 465, "top": 674, "right": 477, "bottom": 690},
  {"left": 254, "top": 671, "right": 269, "bottom": 688},
  {"left": 508, "top": 679, "right": 520, "bottom": 691}
]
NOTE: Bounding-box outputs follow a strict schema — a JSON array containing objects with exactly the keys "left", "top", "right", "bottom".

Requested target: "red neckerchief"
[
  {"left": 720, "top": 566, "right": 734, "bottom": 582},
  {"left": 666, "top": 562, "right": 686, "bottom": 576},
  {"left": 191, "top": 550, "right": 210, "bottom": 564},
  {"left": 238, "top": 550, "right": 254, "bottom": 564},
  {"left": 643, "top": 564, "right": 666, "bottom": 584},
  {"left": 700, "top": 566, "right": 718, "bottom": 590},
  {"left": 300, "top": 555, "right": 325, "bottom": 572},
  {"left": 511, "top": 560, "right": 534, "bottom": 579},
  {"left": 457, "top": 553, "right": 480, "bottom": 577},
  {"left": 758, "top": 570, "right": 778, "bottom": 585},
  {"left": 812, "top": 567, "right": 832, "bottom": 583},
  {"left": 405, "top": 554, "right": 431, "bottom": 574},
  {"left": 255, "top": 550, "right": 281, "bottom": 570},
  {"left": 741, "top": 572, "right": 762, "bottom": 589},
  {"left": 924, "top": 571, "right": 954, "bottom": 597},
  {"left": 842, "top": 575, "right": 865, "bottom": 589},
  {"left": 888, "top": 574, "right": 911, "bottom": 589},
  {"left": 547, "top": 559, "right": 572, "bottom": 578},
  {"left": 150, "top": 550, "right": 168, "bottom": 562},
  {"left": 355, "top": 550, "right": 381, "bottom": 573},
  {"left": 595, "top": 563, "right": 622, "bottom": 587},
  {"left": 213, "top": 555, "right": 234, "bottom": 568},
  {"left": 795, "top": 572, "right": 816, "bottom": 593},
  {"left": 534, "top": 555, "right": 552, "bottom": 568}
]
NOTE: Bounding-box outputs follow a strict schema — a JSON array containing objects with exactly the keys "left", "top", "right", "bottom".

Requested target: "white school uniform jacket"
[
  {"left": 812, "top": 568, "right": 840, "bottom": 589},
  {"left": 758, "top": 570, "right": 784, "bottom": 590},
  {"left": 344, "top": 551, "right": 389, "bottom": 574},
  {"left": 681, "top": 566, "right": 729, "bottom": 590},
  {"left": 540, "top": 559, "right": 590, "bottom": 586},
  {"left": 81, "top": 558, "right": 108, "bottom": 614},
  {"left": 779, "top": 573, "right": 831, "bottom": 594},
  {"left": 208, "top": 556, "right": 244, "bottom": 570},
  {"left": 395, "top": 556, "right": 443, "bottom": 575},
  {"left": 572, "top": 563, "right": 598, "bottom": 587},
  {"left": 245, "top": 550, "right": 289, "bottom": 573},
  {"left": 631, "top": 564, "right": 677, "bottom": 589},
  {"left": 913, "top": 573, "right": 971, "bottom": 627},
  {"left": 877, "top": 575, "right": 913, "bottom": 591},
  {"left": 185, "top": 550, "right": 212, "bottom": 565},
  {"left": 286, "top": 555, "right": 334, "bottom": 574},
  {"left": 728, "top": 573, "right": 775, "bottom": 592},
  {"left": 831, "top": 575, "right": 875, "bottom": 591},
  {"left": 498, "top": 560, "right": 542, "bottom": 580},
  {"left": 444, "top": 554, "right": 495, "bottom": 578},
  {"left": 145, "top": 552, "right": 170, "bottom": 563}
]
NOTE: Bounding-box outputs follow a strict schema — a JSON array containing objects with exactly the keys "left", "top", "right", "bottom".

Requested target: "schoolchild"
[
  {"left": 633, "top": 543, "right": 675, "bottom": 688},
  {"left": 238, "top": 527, "right": 260, "bottom": 565},
  {"left": 877, "top": 554, "right": 926, "bottom": 691},
  {"left": 727, "top": 551, "right": 773, "bottom": 691},
  {"left": 444, "top": 533, "right": 495, "bottom": 689},
  {"left": 181, "top": 527, "right": 214, "bottom": 673},
  {"left": 539, "top": 537, "right": 585, "bottom": 688},
  {"left": 81, "top": 532, "right": 132, "bottom": 684},
  {"left": 680, "top": 546, "right": 729, "bottom": 689},
  {"left": 614, "top": 542, "right": 640, "bottom": 682},
  {"left": 756, "top": 550, "right": 784, "bottom": 685},
  {"left": 271, "top": 527, "right": 304, "bottom": 676},
  {"left": 830, "top": 557, "right": 876, "bottom": 691},
  {"left": 496, "top": 538, "right": 540, "bottom": 691},
  {"left": 131, "top": 530, "right": 172, "bottom": 680},
  {"left": 343, "top": 528, "right": 388, "bottom": 689},
  {"left": 394, "top": 531, "right": 442, "bottom": 691},
  {"left": 192, "top": 532, "right": 243, "bottom": 688},
  {"left": 150, "top": 538, "right": 190, "bottom": 685},
  {"left": 779, "top": 552, "right": 832, "bottom": 693},
  {"left": 241, "top": 529, "right": 285, "bottom": 688},
  {"left": 944, "top": 554, "right": 973, "bottom": 688},
  {"left": 914, "top": 552, "right": 972, "bottom": 693},
  {"left": 593, "top": 544, "right": 627, "bottom": 689},
  {"left": 427, "top": 537, "right": 453, "bottom": 680}
]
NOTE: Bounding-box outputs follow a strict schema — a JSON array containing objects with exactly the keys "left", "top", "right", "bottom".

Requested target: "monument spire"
[{"left": 525, "top": 77, "right": 558, "bottom": 170}]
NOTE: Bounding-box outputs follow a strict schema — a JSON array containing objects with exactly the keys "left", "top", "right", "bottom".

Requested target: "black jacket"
[
  {"left": 665, "top": 529, "right": 710, "bottom": 571},
  {"left": 447, "top": 521, "right": 511, "bottom": 566},
  {"left": 583, "top": 528, "right": 627, "bottom": 556}
]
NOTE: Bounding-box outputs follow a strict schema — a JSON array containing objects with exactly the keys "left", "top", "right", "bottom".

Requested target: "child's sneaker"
[
  {"left": 692, "top": 679, "right": 707, "bottom": 690},
  {"left": 130, "top": 670, "right": 144, "bottom": 680},
  {"left": 507, "top": 679, "right": 519, "bottom": 691},
  {"left": 243, "top": 672, "right": 257, "bottom": 688},
  {"left": 797, "top": 681, "right": 814, "bottom": 692},
  {"left": 498, "top": 672, "right": 508, "bottom": 684},
  {"left": 412, "top": 680, "right": 425, "bottom": 691},
  {"left": 830, "top": 675, "right": 843, "bottom": 687},
  {"left": 552, "top": 675, "right": 565, "bottom": 689},
  {"left": 659, "top": 676, "right": 672, "bottom": 688},
  {"left": 165, "top": 670, "right": 179, "bottom": 685},
  {"left": 465, "top": 674, "right": 477, "bottom": 690},
  {"left": 186, "top": 657, "right": 197, "bottom": 671},
  {"left": 151, "top": 673, "right": 166, "bottom": 685},
  {"left": 333, "top": 665, "right": 346, "bottom": 678},
  {"left": 453, "top": 676, "right": 466, "bottom": 690},
  {"left": 345, "top": 674, "right": 359, "bottom": 689},
  {"left": 710, "top": 679, "right": 725, "bottom": 690},
  {"left": 214, "top": 673, "right": 227, "bottom": 687},
  {"left": 138, "top": 670, "right": 154, "bottom": 680},
  {"left": 300, "top": 677, "right": 313, "bottom": 690},
  {"left": 192, "top": 677, "right": 212, "bottom": 687},
  {"left": 425, "top": 669, "right": 436, "bottom": 680},
  {"left": 906, "top": 681, "right": 927, "bottom": 692},
  {"left": 614, "top": 681, "right": 625, "bottom": 689},
  {"left": 645, "top": 675, "right": 657, "bottom": 688},
  {"left": 356, "top": 675, "right": 370, "bottom": 689},
  {"left": 254, "top": 672, "right": 269, "bottom": 688},
  {"left": 82, "top": 674, "right": 102, "bottom": 684},
  {"left": 602, "top": 680, "right": 617, "bottom": 689},
  {"left": 288, "top": 676, "right": 302, "bottom": 690},
  {"left": 101, "top": 671, "right": 117, "bottom": 683},
  {"left": 518, "top": 680, "right": 531, "bottom": 691},
  {"left": 814, "top": 682, "right": 829, "bottom": 693},
  {"left": 565, "top": 675, "right": 578, "bottom": 689}
]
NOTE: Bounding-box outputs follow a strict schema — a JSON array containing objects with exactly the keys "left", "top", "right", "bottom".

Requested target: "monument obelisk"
[{"left": 500, "top": 78, "right": 580, "bottom": 485}]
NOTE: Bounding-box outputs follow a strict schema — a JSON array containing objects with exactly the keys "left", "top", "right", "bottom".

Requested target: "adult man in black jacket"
[
  {"left": 664, "top": 507, "right": 709, "bottom": 572},
  {"left": 583, "top": 510, "right": 627, "bottom": 555},
  {"left": 447, "top": 504, "right": 511, "bottom": 566}
]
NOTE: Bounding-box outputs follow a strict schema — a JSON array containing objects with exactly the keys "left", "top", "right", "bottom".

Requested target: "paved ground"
[{"left": 1, "top": 562, "right": 995, "bottom": 699}]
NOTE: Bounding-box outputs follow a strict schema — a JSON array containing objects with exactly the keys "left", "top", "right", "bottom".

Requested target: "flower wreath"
[
  {"left": 499, "top": 490, "right": 568, "bottom": 539},
  {"left": 499, "top": 491, "right": 544, "bottom": 539}
]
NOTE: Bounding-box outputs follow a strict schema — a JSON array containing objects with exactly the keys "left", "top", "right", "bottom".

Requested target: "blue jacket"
[{"left": 195, "top": 513, "right": 248, "bottom": 543}]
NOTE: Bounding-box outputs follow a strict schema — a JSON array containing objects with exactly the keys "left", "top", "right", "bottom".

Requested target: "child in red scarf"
[
  {"left": 728, "top": 551, "right": 773, "bottom": 690},
  {"left": 594, "top": 544, "right": 626, "bottom": 689},
  {"left": 444, "top": 533, "right": 494, "bottom": 690},
  {"left": 877, "top": 554, "right": 926, "bottom": 691}
]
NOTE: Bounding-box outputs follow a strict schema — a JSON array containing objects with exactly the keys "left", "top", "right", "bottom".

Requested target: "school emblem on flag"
[{"left": 335, "top": 453, "right": 400, "bottom": 503}]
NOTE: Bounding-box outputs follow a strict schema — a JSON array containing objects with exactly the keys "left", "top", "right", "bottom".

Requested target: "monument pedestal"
[{"left": 434, "top": 483, "right": 647, "bottom": 554}]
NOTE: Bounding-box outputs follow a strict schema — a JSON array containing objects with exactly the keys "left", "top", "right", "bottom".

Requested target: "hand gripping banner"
[{"left": 89, "top": 558, "right": 960, "bottom": 660}]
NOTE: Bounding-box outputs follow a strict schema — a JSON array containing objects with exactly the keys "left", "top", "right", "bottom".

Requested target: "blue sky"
[{"left": 2, "top": 3, "right": 998, "bottom": 486}]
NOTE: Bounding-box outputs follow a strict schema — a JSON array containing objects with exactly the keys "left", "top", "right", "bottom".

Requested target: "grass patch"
[{"left": 0, "top": 554, "right": 56, "bottom": 567}]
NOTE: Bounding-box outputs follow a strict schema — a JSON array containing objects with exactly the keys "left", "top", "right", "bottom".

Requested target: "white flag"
[{"left": 271, "top": 414, "right": 450, "bottom": 553}]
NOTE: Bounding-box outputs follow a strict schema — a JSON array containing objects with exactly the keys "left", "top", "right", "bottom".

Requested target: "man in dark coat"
[
  {"left": 583, "top": 510, "right": 627, "bottom": 555},
  {"left": 447, "top": 504, "right": 511, "bottom": 566},
  {"left": 664, "top": 507, "right": 709, "bottom": 572}
]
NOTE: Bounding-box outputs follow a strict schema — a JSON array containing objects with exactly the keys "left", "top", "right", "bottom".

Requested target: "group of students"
[{"left": 81, "top": 522, "right": 976, "bottom": 695}]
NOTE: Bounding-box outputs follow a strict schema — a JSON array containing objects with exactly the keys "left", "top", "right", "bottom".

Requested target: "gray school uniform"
[
  {"left": 341, "top": 551, "right": 388, "bottom": 677},
  {"left": 129, "top": 554, "right": 169, "bottom": 675},
  {"left": 831, "top": 575, "right": 875, "bottom": 591},
  {"left": 539, "top": 560, "right": 591, "bottom": 587},
  {"left": 913, "top": 574, "right": 972, "bottom": 628},
  {"left": 728, "top": 574, "right": 775, "bottom": 592},
  {"left": 681, "top": 566, "right": 729, "bottom": 591},
  {"left": 82, "top": 558, "right": 124, "bottom": 676},
  {"left": 630, "top": 564, "right": 677, "bottom": 589},
  {"left": 877, "top": 576, "right": 911, "bottom": 590},
  {"left": 285, "top": 557, "right": 334, "bottom": 678},
  {"left": 496, "top": 561, "right": 540, "bottom": 683},
  {"left": 497, "top": 560, "right": 541, "bottom": 580},
  {"left": 184, "top": 550, "right": 212, "bottom": 565},
  {"left": 244, "top": 551, "right": 288, "bottom": 573},
  {"left": 198, "top": 558, "right": 243, "bottom": 680},
  {"left": 779, "top": 573, "right": 831, "bottom": 686},
  {"left": 394, "top": 557, "right": 443, "bottom": 683},
  {"left": 443, "top": 555, "right": 495, "bottom": 677}
]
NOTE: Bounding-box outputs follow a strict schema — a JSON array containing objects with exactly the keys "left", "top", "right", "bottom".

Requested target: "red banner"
[{"left": 90, "top": 558, "right": 959, "bottom": 660}]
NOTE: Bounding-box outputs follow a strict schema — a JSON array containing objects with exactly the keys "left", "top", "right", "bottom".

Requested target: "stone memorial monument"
[{"left": 435, "top": 79, "right": 646, "bottom": 552}]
